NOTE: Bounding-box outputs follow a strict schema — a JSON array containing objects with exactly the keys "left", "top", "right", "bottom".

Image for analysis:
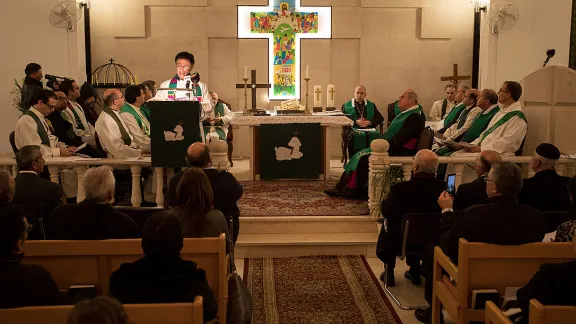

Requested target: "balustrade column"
[
  {"left": 454, "top": 163, "right": 464, "bottom": 189},
  {"left": 402, "top": 164, "right": 413, "bottom": 181},
  {"left": 130, "top": 165, "right": 143, "bottom": 207},
  {"left": 75, "top": 166, "right": 87, "bottom": 203},
  {"left": 48, "top": 165, "right": 60, "bottom": 184},
  {"left": 556, "top": 164, "right": 566, "bottom": 176},
  {"left": 368, "top": 139, "right": 390, "bottom": 220},
  {"left": 155, "top": 167, "right": 164, "bottom": 208}
]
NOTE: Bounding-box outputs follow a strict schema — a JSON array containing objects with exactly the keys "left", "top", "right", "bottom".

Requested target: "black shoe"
[
  {"left": 380, "top": 270, "right": 395, "bottom": 287},
  {"left": 414, "top": 307, "right": 444, "bottom": 324},
  {"left": 404, "top": 270, "right": 422, "bottom": 286}
]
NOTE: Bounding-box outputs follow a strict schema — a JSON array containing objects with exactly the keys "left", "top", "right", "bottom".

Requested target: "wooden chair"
[
  {"left": 529, "top": 299, "right": 576, "bottom": 324},
  {"left": 340, "top": 123, "right": 384, "bottom": 166},
  {"left": 0, "top": 297, "right": 204, "bottom": 324},
  {"left": 9, "top": 130, "right": 18, "bottom": 154},
  {"left": 432, "top": 239, "right": 575, "bottom": 324},
  {"left": 24, "top": 235, "right": 229, "bottom": 324},
  {"left": 114, "top": 206, "right": 166, "bottom": 232},
  {"left": 484, "top": 301, "right": 512, "bottom": 324}
]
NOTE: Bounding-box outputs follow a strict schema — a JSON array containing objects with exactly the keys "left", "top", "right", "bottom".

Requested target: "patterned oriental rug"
[
  {"left": 238, "top": 181, "right": 369, "bottom": 216},
  {"left": 244, "top": 255, "right": 402, "bottom": 324}
]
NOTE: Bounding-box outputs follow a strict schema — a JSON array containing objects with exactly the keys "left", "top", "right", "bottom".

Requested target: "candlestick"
[
  {"left": 326, "top": 84, "right": 336, "bottom": 111},
  {"left": 135, "top": 74, "right": 138, "bottom": 84},
  {"left": 305, "top": 65, "right": 309, "bottom": 79},
  {"left": 244, "top": 66, "right": 247, "bottom": 79},
  {"left": 303, "top": 77, "right": 312, "bottom": 116},
  {"left": 242, "top": 77, "right": 250, "bottom": 116}
]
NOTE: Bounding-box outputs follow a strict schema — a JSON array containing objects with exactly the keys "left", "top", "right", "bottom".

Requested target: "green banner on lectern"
[
  {"left": 259, "top": 123, "right": 321, "bottom": 179},
  {"left": 149, "top": 101, "right": 202, "bottom": 168}
]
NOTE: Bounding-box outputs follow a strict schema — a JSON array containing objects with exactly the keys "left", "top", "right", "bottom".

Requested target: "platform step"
[
  {"left": 234, "top": 233, "right": 378, "bottom": 258},
  {"left": 239, "top": 216, "right": 377, "bottom": 234}
]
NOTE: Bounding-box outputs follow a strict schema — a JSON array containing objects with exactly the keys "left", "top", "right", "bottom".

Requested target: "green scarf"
[
  {"left": 443, "top": 103, "right": 466, "bottom": 129},
  {"left": 24, "top": 110, "right": 50, "bottom": 145},
  {"left": 103, "top": 106, "right": 132, "bottom": 146},
  {"left": 456, "top": 105, "right": 476, "bottom": 129},
  {"left": 394, "top": 103, "right": 424, "bottom": 120},
  {"left": 67, "top": 102, "right": 85, "bottom": 131},
  {"left": 478, "top": 110, "right": 527, "bottom": 145},
  {"left": 344, "top": 107, "right": 421, "bottom": 174},
  {"left": 460, "top": 106, "right": 500, "bottom": 143},
  {"left": 203, "top": 102, "right": 227, "bottom": 140},
  {"left": 120, "top": 103, "right": 150, "bottom": 137},
  {"left": 344, "top": 100, "right": 379, "bottom": 150},
  {"left": 344, "top": 100, "right": 375, "bottom": 123},
  {"left": 168, "top": 75, "right": 202, "bottom": 101},
  {"left": 140, "top": 103, "right": 151, "bottom": 120}
]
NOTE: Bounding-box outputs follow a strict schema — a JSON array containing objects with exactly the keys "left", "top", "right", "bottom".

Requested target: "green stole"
[
  {"left": 344, "top": 107, "right": 420, "bottom": 174},
  {"left": 140, "top": 103, "right": 151, "bottom": 120},
  {"left": 443, "top": 103, "right": 466, "bottom": 129},
  {"left": 103, "top": 106, "right": 132, "bottom": 146},
  {"left": 436, "top": 107, "right": 500, "bottom": 156},
  {"left": 121, "top": 103, "right": 150, "bottom": 137},
  {"left": 67, "top": 102, "right": 85, "bottom": 131},
  {"left": 456, "top": 105, "right": 476, "bottom": 129},
  {"left": 394, "top": 103, "right": 424, "bottom": 120},
  {"left": 24, "top": 110, "right": 50, "bottom": 145},
  {"left": 203, "top": 102, "right": 226, "bottom": 140},
  {"left": 344, "top": 100, "right": 379, "bottom": 150},
  {"left": 168, "top": 75, "right": 202, "bottom": 101},
  {"left": 478, "top": 110, "right": 527, "bottom": 145}
]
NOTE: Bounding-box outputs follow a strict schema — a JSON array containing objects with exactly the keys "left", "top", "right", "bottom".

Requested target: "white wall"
[
  {"left": 479, "top": 0, "right": 572, "bottom": 90},
  {"left": 0, "top": 0, "right": 86, "bottom": 154}
]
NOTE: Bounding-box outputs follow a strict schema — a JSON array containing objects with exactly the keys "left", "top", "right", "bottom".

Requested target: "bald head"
[
  {"left": 398, "top": 89, "right": 418, "bottom": 110},
  {"left": 354, "top": 85, "right": 367, "bottom": 102},
  {"left": 103, "top": 89, "right": 123, "bottom": 110},
  {"left": 413, "top": 149, "right": 438, "bottom": 174},
  {"left": 186, "top": 142, "right": 211, "bottom": 168},
  {"left": 476, "top": 150, "right": 502, "bottom": 176}
]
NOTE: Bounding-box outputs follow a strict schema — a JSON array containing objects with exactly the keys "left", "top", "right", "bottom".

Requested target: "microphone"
[
  {"left": 542, "top": 49, "right": 556, "bottom": 67},
  {"left": 184, "top": 75, "right": 192, "bottom": 100}
]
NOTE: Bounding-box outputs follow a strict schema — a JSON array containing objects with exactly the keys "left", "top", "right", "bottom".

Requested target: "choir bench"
[
  {"left": 0, "top": 298, "right": 204, "bottom": 324},
  {"left": 432, "top": 239, "right": 575, "bottom": 324},
  {"left": 23, "top": 235, "right": 229, "bottom": 323},
  {"left": 485, "top": 300, "right": 576, "bottom": 324}
]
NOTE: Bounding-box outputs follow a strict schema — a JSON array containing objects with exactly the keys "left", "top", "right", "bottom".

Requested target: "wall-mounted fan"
[
  {"left": 49, "top": 1, "right": 83, "bottom": 32},
  {"left": 485, "top": 0, "right": 519, "bottom": 35}
]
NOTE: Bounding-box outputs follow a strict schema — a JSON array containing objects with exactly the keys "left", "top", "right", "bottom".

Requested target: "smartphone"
[{"left": 446, "top": 173, "right": 456, "bottom": 195}]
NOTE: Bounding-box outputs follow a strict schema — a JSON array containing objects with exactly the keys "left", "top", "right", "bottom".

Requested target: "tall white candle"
[
  {"left": 306, "top": 65, "right": 309, "bottom": 79},
  {"left": 244, "top": 66, "right": 247, "bottom": 79},
  {"left": 313, "top": 85, "right": 322, "bottom": 107},
  {"left": 326, "top": 84, "right": 335, "bottom": 107}
]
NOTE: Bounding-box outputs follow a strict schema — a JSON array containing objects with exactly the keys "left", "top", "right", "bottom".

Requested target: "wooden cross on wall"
[
  {"left": 440, "top": 64, "right": 471, "bottom": 86},
  {"left": 235, "top": 70, "right": 271, "bottom": 112}
]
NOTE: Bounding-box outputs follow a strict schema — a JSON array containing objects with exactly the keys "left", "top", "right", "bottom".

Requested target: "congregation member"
[
  {"left": 162, "top": 167, "right": 232, "bottom": 254},
  {"left": 167, "top": 142, "right": 243, "bottom": 243},
  {"left": 20, "top": 63, "right": 44, "bottom": 111},
  {"left": 49, "top": 167, "right": 139, "bottom": 240},
  {"left": 15, "top": 89, "right": 74, "bottom": 158},
  {"left": 435, "top": 89, "right": 480, "bottom": 142},
  {"left": 428, "top": 84, "right": 457, "bottom": 122},
  {"left": 518, "top": 143, "right": 571, "bottom": 211},
  {"left": 121, "top": 85, "right": 151, "bottom": 151},
  {"left": 0, "top": 170, "right": 14, "bottom": 208},
  {"left": 453, "top": 150, "right": 501, "bottom": 211},
  {"left": 95, "top": 89, "right": 143, "bottom": 159},
  {"left": 59, "top": 79, "right": 96, "bottom": 141},
  {"left": 436, "top": 84, "right": 471, "bottom": 132},
  {"left": 326, "top": 89, "right": 424, "bottom": 199},
  {"left": 66, "top": 296, "right": 132, "bottom": 324},
  {"left": 109, "top": 213, "right": 218, "bottom": 323},
  {"left": 341, "top": 85, "right": 384, "bottom": 157},
  {"left": 77, "top": 81, "right": 100, "bottom": 127},
  {"left": 155, "top": 51, "right": 210, "bottom": 103},
  {"left": 415, "top": 162, "right": 545, "bottom": 323},
  {"left": 0, "top": 209, "right": 61, "bottom": 308},
  {"left": 376, "top": 149, "right": 445, "bottom": 286},
  {"left": 203, "top": 91, "right": 235, "bottom": 142},
  {"left": 555, "top": 177, "right": 576, "bottom": 242},
  {"left": 11, "top": 145, "right": 63, "bottom": 240}
]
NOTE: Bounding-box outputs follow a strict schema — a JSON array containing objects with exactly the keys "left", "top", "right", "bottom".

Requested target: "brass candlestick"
[
  {"left": 242, "top": 77, "right": 250, "bottom": 116},
  {"left": 303, "top": 77, "right": 312, "bottom": 116}
]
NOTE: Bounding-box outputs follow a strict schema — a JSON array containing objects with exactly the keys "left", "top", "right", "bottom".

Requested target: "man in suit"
[
  {"left": 11, "top": 145, "right": 63, "bottom": 240},
  {"left": 376, "top": 149, "right": 446, "bottom": 286},
  {"left": 453, "top": 150, "right": 501, "bottom": 211},
  {"left": 415, "top": 162, "right": 545, "bottom": 323},
  {"left": 167, "top": 142, "right": 243, "bottom": 243},
  {"left": 518, "top": 143, "right": 571, "bottom": 211},
  {"left": 49, "top": 167, "right": 138, "bottom": 240}
]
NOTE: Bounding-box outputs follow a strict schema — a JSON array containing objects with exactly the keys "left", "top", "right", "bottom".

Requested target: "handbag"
[{"left": 226, "top": 272, "right": 253, "bottom": 324}]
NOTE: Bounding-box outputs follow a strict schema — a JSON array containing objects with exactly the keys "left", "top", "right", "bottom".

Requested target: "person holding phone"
[{"left": 452, "top": 150, "right": 502, "bottom": 211}]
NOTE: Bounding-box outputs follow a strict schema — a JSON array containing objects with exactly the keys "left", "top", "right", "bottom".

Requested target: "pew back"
[
  {"left": 529, "top": 299, "right": 576, "bottom": 324},
  {"left": 0, "top": 298, "right": 203, "bottom": 324},
  {"left": 484, "top": 301, "right": 512, "bottom": 324}
]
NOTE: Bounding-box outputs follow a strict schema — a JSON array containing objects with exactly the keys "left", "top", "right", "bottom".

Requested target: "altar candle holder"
[
  {"left": 303, "top": 77, "right": 312, "bottom": 116},
  {"left": 242, "top": 77, "right": 251, "bottom": 116}
]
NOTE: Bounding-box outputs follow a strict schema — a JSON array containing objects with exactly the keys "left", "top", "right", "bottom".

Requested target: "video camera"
[{"left": 44, "top": 74, "right": 69, "bottom": 91}]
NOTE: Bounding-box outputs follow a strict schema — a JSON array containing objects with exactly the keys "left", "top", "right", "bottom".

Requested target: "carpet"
[
  {"left": 238, "top": 181, "right": 369, "bottom": 216},
  {"left": 244, "top": 255, "right": 402, "bottom": 324}
]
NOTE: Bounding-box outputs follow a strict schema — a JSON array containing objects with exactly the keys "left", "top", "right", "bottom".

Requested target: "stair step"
[{"left": 239, "top": 216, "right": 378, "bottom": 234}]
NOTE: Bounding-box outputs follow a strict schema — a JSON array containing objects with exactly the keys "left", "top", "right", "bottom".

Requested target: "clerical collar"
[{"left": 351, "top": 99, "right": 367, "bottom": 107}]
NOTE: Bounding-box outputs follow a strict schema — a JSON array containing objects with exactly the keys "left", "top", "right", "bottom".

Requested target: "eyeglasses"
[
  {"left": 73, "top": 87, "right": 80, "bottom": 90},
  {"left": 46, "top": 103, "right": 57, "bottom": 109},
  {"left": 176, "top": 65, "right": 192, "bottom": 71},
  {"left": 498, "top": 89, "right": 510, "bottom": 93}
]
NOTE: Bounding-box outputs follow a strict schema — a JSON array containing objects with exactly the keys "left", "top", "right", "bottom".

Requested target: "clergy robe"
[
  {"left": 15, "top": 107, "right": 63, "bottom": 158},
  {"left": 155, "top": 75, "right": 210, "bottom": 103},
  {"left": 61, "top": 100, "right": 95, "bottom": 139},
  {"left": 326, "top": 105, "right": 424, "bottom": 199},
  {"left": 120, "top": 103, "right": 151, "bottom": 151},
  {"left": 341, "top": 99, "right": 384, "bottom": 156},
  {"left": 442, "top": 105, "right": 482, "bottom": 141},
  {"left": 46, "top": 110, "right": 81, "bottom": 147},
  {"left": 95, "top": 107, "right": 141, "bottom": 160},
  {"left": 518, "top": 170, "right": 571, "bottom": 212},
  {"left": 469, "top": 101, "right": 527, "bottom": 155},
  {"left": 202, "top": 100, "right": 234, "bottom": 140},
  {"left": 429, "top": 99, "right": 456, "bottom": 122}
]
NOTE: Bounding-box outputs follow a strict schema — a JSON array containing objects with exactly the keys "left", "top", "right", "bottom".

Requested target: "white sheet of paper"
[
  {"left": 73, "top": 143, "right": 87, "bottom": 152},
  {"left": 355, "top": 128, "right": 377, "bottom": 132}
]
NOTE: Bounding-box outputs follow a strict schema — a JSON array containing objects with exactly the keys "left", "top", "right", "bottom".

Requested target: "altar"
[{"left": 231, "top": 114, "right": 353, "bottom": 180}]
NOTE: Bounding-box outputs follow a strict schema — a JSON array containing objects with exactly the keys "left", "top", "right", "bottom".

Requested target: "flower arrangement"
[
  {"left": 370, "top": 164, "right": 404, "bottom": 217},
  {"left": 10, "top": 78, "right": 26, "bottom": 114}
]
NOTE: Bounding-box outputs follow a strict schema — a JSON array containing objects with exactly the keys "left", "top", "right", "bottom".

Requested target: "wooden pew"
[
  {"left": 0, "top": 297, "right": 204, "bottom": 324},
  {"left": 23, "top": 234, "right": 228, "bottom": 323},
  {"left": 529, "top": 299, "right": 576, "bottom": 324},
  {"left": 432, "top": 239, "right": 575, "bottom": 324},
  {"left": 484, "top": 301, "right": 512, "bottom": 324}
]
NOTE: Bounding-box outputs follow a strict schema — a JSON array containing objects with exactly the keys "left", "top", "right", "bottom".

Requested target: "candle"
[
  {"left": 306, "top": 65, "right": 309, "bottom": 78},
  {"left": 326, "top": 84, "right": 335, "bottom": 108},
  {"left": 313, "top": 85, "right": 322, "bottom": 108},
  {"left": 244, "top": 66, "right": 247, "bottom": 79},
  {"left": 135, "top": 74, "right": 138, "bottom": 84}
]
